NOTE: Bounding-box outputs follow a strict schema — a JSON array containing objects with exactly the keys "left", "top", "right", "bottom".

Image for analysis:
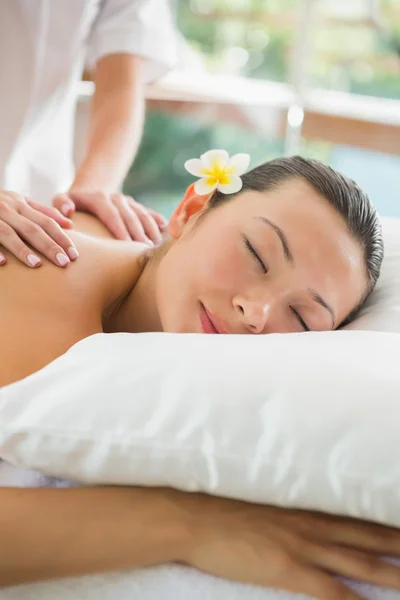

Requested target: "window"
[{"left": 123, "top": 0, "right": 400, "bottom": 218}]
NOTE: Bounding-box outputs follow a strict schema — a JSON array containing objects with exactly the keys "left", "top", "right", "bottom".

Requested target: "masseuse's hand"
[
  {"left": 0, "top": 190, "right": 78, "bottom": 268},
  {"left": 179, "top": 492, "right": 400, "bottom": 599},
  {"left": 52, "top": 189, "right": 167, "bottom": 245}
]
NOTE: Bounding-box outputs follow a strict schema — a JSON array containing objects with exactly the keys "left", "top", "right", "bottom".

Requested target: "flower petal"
[
  {"left": 225, "top": 153, "right": 250, "bottom": 175},
  {"left": 200, "top": 149, "right": 229, "bottom": 170},
  {"left": 217, "top": 175, "right": 243, "bottom": 195},
  {"left": 184, "top": 158, "right": 206, "bottom": 177},
  {"left": 194, "top": 177, "right": 218, "bottom": 196}
]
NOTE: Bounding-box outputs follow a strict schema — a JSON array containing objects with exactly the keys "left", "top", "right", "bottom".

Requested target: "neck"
[{"left": 104, "top": 244, "right": 167, "bottom": 334}]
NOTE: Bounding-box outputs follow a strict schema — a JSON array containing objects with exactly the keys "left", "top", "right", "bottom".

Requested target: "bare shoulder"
[
  {"left": 67, "top": 212, "right": 148, "bottom": 299},
  {"left": 0, "top": 213, "right": 146, "bottom": 306},
  {"left": 0, "top": 213, "right": 147, "bottom": 387},
  {"left": 69, "top": 212, "right": 148, "bottom": 268},
  {"left": 71, "top": 212, "right": 115, "bottom": 240}
]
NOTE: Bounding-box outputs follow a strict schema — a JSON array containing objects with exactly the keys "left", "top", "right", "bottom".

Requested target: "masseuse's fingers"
[
  {"left": 115, "top": 194, "right": 161, "bottom": 245},
  {"left": 148, "top": 207, "right": 168, "bottom": 231},
  {"left": 67, "top": 190, "right": 132, "bottom": 241},
  {"left": 112, "top": 194, "right": 154, "bottom": 245},
  {"left": 21, "top": 205, "right": 79, "bottom": 263},
  {"left": 0, "top": 196, "right": 42, "bottom": 267},
  {"left": 61, "top": 189, "right": 164, "bottom": 244},
  {"left": 0, "top": 211, "right": 74, "bottom": 267},
  {"left": 0, "top": 220, "right": 43, "bottom": 267},
  {"left": 27, "top": 198, "right": 73, "bottom": 229},
  {"left": 52, "top": 194, "right": 76, "bottom": 218},
  {"left": 0, "top": 191, "right": 77, "bottom": 267},
  {"left": 125, "top": 196, "right": 163, "bottom": 244},
  {"left": 94, "top": 200, "right": 132, "bottom": 241}
]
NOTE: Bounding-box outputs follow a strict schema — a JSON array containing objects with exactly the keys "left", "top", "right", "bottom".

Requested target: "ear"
[{"left": 168, "top": 183, "right": 213, "bottom": 239}]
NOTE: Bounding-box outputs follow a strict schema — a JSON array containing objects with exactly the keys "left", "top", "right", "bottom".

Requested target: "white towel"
[{"left": 0, "top": 462, "right": 399, "bottom": 600}]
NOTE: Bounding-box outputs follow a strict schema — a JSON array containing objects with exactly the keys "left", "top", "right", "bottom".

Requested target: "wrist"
[
  {"left": 119, "top": 487, "right": 198, "bottom": 567},
  {"left": 158, "top": 489, "right": 224, "bottom": 567},
  {"left": 70, "top": 164, "right": 113, "bottom": 195},
  {"left": 147, "top": 488, "right": 197, "bottom": 564}
]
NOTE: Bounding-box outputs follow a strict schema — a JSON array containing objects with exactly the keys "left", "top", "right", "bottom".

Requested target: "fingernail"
[
  {"left": 27, "top": 254, "right": 41, "bottom": 267},
  {"left": 0, "top": 253, "right": 5, "bottom": 264},
  {"left": 67, "top": 246, "right": 79, "bottom": 260},
  {"left": 56, "top": 252, "right": 70, "bottom": 266},
  {"left": 61, "top": 203, "right": 71, "bottom": 216},
  {"left": 145, "top": 238, "right": 154, "bottom": 247}
]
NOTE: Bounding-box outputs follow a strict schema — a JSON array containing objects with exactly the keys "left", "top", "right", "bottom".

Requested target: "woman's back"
[{"left": 0, "top": 214, "right": 144, "bottom": 387}]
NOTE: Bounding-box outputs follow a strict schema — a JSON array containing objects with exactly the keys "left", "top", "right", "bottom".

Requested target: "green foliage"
[
  {"left": 124, "top": 0, "right": 399, "bottom": 216},
  {"left": 124, "top": 109, "right": 284, "bottom": 216},
  {"left": 177, "top": 0, "right": 400, "bottom": 94}
]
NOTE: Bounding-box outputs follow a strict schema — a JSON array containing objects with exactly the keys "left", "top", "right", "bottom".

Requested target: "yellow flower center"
[{"left": 202, "top": 160, "right": 231, "bottom": 185}]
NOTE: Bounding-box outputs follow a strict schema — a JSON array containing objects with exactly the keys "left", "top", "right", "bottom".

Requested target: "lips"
[
  {"left": 199, "top": 304, "right": 217, "bottom": 334},
  {"left": 199, "top": 303, "right": 227, "bottom": 334}
]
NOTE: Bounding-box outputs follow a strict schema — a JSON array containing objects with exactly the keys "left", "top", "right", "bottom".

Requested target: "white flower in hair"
[{"left": 184, "top": 149, "right": 250, "bottom": 195}]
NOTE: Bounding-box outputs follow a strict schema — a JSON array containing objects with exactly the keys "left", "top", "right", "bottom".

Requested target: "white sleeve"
[{"left": 86, "top": 0, "right": 178, "bottom": 82}]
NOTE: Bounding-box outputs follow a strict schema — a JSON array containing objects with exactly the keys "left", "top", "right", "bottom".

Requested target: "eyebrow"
[
  {"left": 255, "top": 217, "right": 294, "bottom": 263},
  {"left": 254, "top": 216, "right": 336, "bottom": 328},
  {"left": 309, "top": 289, "right": 336, "bottom": 329}
]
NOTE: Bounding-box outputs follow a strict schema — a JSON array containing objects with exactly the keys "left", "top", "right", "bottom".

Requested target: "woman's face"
[{"left": 155, "top": 179, "right": 367, "bottom": 334}]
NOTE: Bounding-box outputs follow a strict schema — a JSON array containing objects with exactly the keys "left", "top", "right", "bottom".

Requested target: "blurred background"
[{"left": 79, "top": 0, "right": 400, "bottom": 219}]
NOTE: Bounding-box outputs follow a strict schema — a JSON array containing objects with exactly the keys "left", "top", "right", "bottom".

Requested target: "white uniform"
[{"left": 0, "top": 0, "right": 177, "bottom": 203}]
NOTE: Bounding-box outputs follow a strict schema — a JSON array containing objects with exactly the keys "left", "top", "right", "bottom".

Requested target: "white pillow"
[
  {"left": 344, "top": 217, "right": 400, "bottom": 332},
  {"left": 0, "top": 219, "right": 399, "bottom": 527}
]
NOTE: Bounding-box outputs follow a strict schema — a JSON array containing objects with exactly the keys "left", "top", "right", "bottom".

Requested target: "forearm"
[
  {"left": 72, "top": 56, "right": 145, "bottom": 193},
  {"left": 0, "top": 486, "right": 189, "bottom": 586}
]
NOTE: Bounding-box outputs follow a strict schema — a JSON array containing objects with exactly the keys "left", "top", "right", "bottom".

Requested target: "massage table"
[{"left": 0, "top": 461, "right": 398, "bottom": 600}]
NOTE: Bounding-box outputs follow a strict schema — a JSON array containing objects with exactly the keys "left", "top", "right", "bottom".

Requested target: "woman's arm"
[
  {"left": 0, "top": 486, "right": 186, "bottom": 586},
  {"left": 71, "top": 54, "right": 145, "bottom": 195},
  {"left": 52, "top": 54, "right": 166, "bottom": 245},
  {"left": 2, "top": 485, "right": 400, "bottom": 599}
]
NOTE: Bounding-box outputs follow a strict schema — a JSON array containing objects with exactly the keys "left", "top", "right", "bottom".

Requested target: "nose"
[{"left": 233, "top": 294, "right": 271, "bottom": 334}]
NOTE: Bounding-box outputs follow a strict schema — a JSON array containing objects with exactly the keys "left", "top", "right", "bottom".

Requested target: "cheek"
[
  {"left": 193, "top": 227, "right": 246, "bottom": 293},
  {"left": 158, "top": 226, "right": 245, "bottom": 304}
]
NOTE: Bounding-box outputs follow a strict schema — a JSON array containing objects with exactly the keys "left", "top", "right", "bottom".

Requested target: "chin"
[
  {"left": 161, "top": 317, "right": 198, "bottom": 334},
  {"left": 157, "top": 298, "right": 199, "bottom": 334},
  {"left": 158, "top": 315, "right": 185, "bottom": 334},
  {"left": 169, "top": 324, "right": 196, "bottom": 334}
]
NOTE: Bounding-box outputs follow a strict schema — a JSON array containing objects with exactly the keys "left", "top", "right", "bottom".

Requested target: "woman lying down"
[{"left": 0, "top": 151, "right": 397, "bottom": 599}]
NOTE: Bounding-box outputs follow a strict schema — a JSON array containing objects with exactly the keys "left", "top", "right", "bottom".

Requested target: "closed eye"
[
  {"left": 291, "top": 307, "right": 310, "bottom": 332},
  {"left": 243, "top": 236, "right": 268, "bottom": 274}
]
